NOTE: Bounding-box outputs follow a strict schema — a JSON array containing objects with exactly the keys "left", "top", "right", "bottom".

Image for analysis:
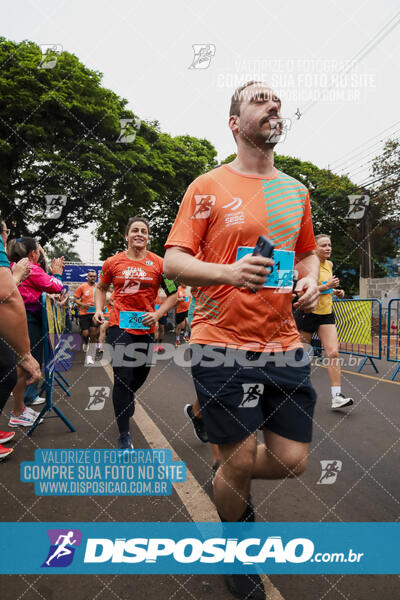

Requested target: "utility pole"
[{"left": 359, "top": 192, "right": 372, "bottom": 278}]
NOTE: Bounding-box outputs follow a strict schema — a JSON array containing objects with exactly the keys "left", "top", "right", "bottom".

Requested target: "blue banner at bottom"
[{"left": 0, "top": 522, "right": 398, "bottom": 574}]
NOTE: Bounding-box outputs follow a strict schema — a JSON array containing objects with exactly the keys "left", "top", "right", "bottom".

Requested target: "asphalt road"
[{"left": 1, "top": 334, "right": 399, "bottom": 600}]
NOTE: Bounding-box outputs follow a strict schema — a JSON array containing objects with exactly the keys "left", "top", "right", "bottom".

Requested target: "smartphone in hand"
[
  {"left": 250, "top": 235, "right": 275, "bottom": 292},
  {"left": 253, "top": 235, "right": 274, "bottom": 258}
]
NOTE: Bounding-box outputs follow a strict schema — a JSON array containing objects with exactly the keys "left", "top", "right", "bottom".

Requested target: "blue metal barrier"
[
  {"left": 27, "top": 294, "right": 75, "bottom": 436},
  {"left": 387, "top": 298, "right": 400, "bottom": 381}
]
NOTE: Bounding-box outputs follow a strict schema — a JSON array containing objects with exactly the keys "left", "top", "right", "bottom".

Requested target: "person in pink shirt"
[{"left": 7, "top": 237, "right": 64, "bottom": 427}]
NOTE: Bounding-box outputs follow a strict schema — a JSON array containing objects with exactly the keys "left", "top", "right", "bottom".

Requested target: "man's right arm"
[
  {"left": 164, "top": 246, "right": 272, "bottom": 290},
  {"left": 74, "top": 298, "right": 86, "bottom": 308},
  {"left": 73, "top": 287, "right": 87, "bottom": 308},
  {"left": 0, "top": 267, "right": 41, "bottom": 382}
]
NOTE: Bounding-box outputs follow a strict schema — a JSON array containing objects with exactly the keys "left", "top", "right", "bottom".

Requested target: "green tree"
[
  {"left": 0, "top": 38, "right": 142, "bottom": 246},
  {"left": 0, "top": 38, "right": 218, "bottom": 261},
  {"left": 370, "top": 138, "right": 400, "bottom": 223},
  {"left": 96, "top": 131, "right": 218, "bottom": 258},
  {"left": 44, "top": 237, "right": 82, "bottom": 262},
  {"left": 368, "top": 138, "right": 400, "bottom": 275}
]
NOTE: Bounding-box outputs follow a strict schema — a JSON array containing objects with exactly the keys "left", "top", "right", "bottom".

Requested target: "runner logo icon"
[
  {"left": 191, "top": 195, "right": 216, "bottom": 219},
  {"left": 317, "top": 460, "right": 342, "bottom": 485},
  {"left": 45, "top": 194, "right": 67, "bottom": 219},
  {"left": 188, "top": 44, "right": 216, "bottom": 69},
  {"left": 346, "top": 195, "right": 370, "bottom": 220},
  {"left": 239, "top": 383, "right": 264, "bottom": 408},
  {"left": 42, "top": 529, "right": 82, "bottom": 567},
  {"left": 86, "top": 387, "right": 110, "bottom": 411}
]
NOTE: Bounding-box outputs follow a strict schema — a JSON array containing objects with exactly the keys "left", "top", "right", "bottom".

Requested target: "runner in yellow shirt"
[{"left": 295, "top": 234, "right": 354, "bottom": 410}]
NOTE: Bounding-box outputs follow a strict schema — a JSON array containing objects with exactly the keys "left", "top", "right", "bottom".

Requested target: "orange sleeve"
[
  {"left": 73, "top": 285, "right": 82, "bottom": 300},
  {"left": 99, "top": 258, "right": 113, "bottom": 287},
  {"left": 165, "top": 180, "right": 210, "bottom": 255},
  {"left": 295, "top": 192, "right": 316, "bottom": 254}
]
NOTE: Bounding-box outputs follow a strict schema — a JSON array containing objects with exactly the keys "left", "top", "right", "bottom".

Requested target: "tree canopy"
[
  {"left": 0, "top": 38, "right": 217, "bottom": 259},
  {"left": 44, "top": 237, "right": 82, "bottom": 262},
  {"left": 0, "top": 38, "right": 143, "bottom": 245},
  {"left": 95, "top": 130, "right": 217, "bottom": 258},
  {"left": 275, "top": 154, "right": 399, "bottom": 293}
]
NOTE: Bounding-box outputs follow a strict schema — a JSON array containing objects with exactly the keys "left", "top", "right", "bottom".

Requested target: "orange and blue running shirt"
[
  {"left": 176, "top": 285, "right": 190, "bottom": 313},
  {"left": 73, "top": 282, "right": 96, "bottom": 315},
  {"left": 155, "top": 291, "right": 168, "bottom": 316},
  {"left": 165, "top": 164, "right": 316, "bottom": 351},
  {"left": 99, "top": 251, "right": 176, "bottom": 335}
]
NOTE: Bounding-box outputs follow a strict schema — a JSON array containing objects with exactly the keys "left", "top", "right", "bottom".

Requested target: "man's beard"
[{"left": 240, "top": 126, "right": 278, "bottom": 151}]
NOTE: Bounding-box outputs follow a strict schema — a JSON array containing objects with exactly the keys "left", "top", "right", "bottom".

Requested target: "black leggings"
[
  {"left": 107, "top": 326, "right": 154, "bottom": 436},
  {"left": 0, "top": 337, "right": 17, "bottom": 414}
]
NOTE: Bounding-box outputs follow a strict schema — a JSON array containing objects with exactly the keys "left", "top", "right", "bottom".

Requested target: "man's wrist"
[
  {"left": 307, "top": 275, "right": 319, "bottom": 285},
  {"left": 18, "top": 351, "right": 33, "bottom": 364},
  {"left": 299, "top": 274, "right": 318, "bottom": 285},
  {"left": 214, "top": 263, "right": 230, "bottom": 285}
]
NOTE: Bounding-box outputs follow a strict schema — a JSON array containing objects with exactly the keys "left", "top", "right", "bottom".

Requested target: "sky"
[{"left": 2, "top": 0, "right": 399, "bottom": 261}]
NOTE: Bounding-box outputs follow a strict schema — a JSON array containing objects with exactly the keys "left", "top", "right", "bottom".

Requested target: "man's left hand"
[
  {"left": 293, "top": 277, "right": 319, "bottom": 312},
  {"left": 141, "top": 312, "right": 158, "bottom": 327}
]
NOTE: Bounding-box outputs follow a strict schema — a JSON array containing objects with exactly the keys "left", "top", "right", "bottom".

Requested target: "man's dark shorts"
[
  {"left": 158, "top": 315, "right": 167, "bottom": 326},
  {"left": 79, "top": 314, "right": 99, "bottom": 331},
  {"left": 191, "top": 345, "right": 317, "bottom": 445},
  {"left": 294, "top": 310, "right": 335, "bottom": 333},
  {"left": 176, "top": 311, "right": 188, "bottom": 325}
]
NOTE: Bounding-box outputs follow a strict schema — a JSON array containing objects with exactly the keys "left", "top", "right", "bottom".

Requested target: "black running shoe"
[
  {"left": 225, "top": 573, "right": 265, "bottom": 599},
  {"left": 184, "top": 404, "right": 208, "bottom": 443},
  {"left": 118, "top": 433, "right": 133, "bottom": 449},
  {"left": 95, "top": 347, "right": 104, "bottom": 361}
]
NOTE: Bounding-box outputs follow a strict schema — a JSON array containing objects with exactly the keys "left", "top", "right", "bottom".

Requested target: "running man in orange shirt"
[
  {"left": 74, "top": 270, "right": 99, "bottom": 364},
  {"left": 164, "top": 81, "right": 320, "bottom": 600}
]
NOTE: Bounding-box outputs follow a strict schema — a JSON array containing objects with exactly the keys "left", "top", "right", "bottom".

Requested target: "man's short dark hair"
[{"left": 229, "top": 80, "right": 266, "bottom": 117}]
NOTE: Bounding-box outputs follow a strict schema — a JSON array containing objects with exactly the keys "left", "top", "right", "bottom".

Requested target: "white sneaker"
[
  {"left": 24, "top": 406, "right": 39, "bottom": 418},
  {"left": 9, "top": 408, "right": 44, "bottom": 427},
  {"left": 86, "top": 355, "right": 94, "bottom": 366},
  {"left": 25, "top": 405, "right": 43, "bottom": 416},
  {"left": 26, "top": 396, "right": 45, "bottom": 406},
  {"left": 331, "top": 393, "right": 354, "bottom": 410}
]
